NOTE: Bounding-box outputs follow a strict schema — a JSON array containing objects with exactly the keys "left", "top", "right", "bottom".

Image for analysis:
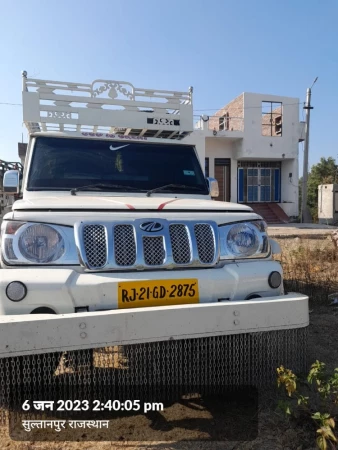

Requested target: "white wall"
[
  {"left": 278, "top": 159, "right": 299, "bottom": 217},
  {"left": 237, "top": 92, "right": 301, "bottom": 161},
  {"left": 188, "top": 135, "right": 301, "bottom": 211},
  {"left": 318, "top": 184, "right": 338, "bottom": 224}
]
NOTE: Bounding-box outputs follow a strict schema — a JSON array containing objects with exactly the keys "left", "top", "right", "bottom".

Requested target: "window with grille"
[
  {"left": 261, "top": 102, "right": 282, "bottom": 136},
  {"left": 219, "top": 113, "right": 229, "bottom": 131}
]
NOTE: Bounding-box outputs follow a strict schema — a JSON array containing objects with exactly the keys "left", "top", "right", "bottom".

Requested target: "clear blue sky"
[{"left": 0, "top": 0, "right": 337, "bottom": 173}]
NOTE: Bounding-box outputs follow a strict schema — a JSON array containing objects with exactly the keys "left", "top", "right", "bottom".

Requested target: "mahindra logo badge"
[{"left": 140, "top": 222, "right": 163, "bottom": 232}]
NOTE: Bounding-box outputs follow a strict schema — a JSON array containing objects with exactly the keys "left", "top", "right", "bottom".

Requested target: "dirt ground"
[{"left": 0, "top": 238, "right": 337, "bottom": 450}]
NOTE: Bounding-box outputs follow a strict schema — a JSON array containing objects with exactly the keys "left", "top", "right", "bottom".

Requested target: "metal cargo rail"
[{"left": 22, "top": 72, "right": 193, "bottom": 140}]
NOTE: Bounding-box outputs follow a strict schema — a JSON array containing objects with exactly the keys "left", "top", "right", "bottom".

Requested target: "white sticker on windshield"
[{"left": 183, "top": 170, "right": 195, "bottom": 176}]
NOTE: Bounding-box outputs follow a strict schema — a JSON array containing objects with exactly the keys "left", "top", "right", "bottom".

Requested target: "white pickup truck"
[{"left": 0, "top": 73, "right": 309, "bottom": 392}]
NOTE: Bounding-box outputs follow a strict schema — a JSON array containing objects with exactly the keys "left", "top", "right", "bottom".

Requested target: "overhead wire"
[
  {"left": 0, "top": 101, "right": 304, "bottom": 111},
  {"left": 193, "top": 101, "right": 302, "bottom": 112},
  {"left": 0, "top": 102, "right": 22, "bottom": 106}
]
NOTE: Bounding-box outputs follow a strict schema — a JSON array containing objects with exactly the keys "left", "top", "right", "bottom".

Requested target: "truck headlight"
[
  {"left": 227, "top": 223, "right": 259, "bottom": 257},
  {"left": 219, "top": 220, "right": 270, "bottom": 260},
  {"left": 18, "top": 224, "right": 65, "bottom": 263},
  {"left": 1, "top": 221, "right": 79, "bottom": 265}
]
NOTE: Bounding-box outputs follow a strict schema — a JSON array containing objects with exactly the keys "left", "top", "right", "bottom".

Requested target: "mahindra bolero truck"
[{"left": 0, "top": 73, "right": 309, "bottom": 393}]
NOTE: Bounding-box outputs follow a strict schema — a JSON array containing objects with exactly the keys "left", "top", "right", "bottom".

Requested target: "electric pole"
[{"left": 301, "top": 77, "right": 318, "bottom": 223}]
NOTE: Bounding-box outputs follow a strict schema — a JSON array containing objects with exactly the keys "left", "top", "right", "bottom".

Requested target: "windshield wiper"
[
  {"left": 70, "top": 183, "right": 146, "bottom": 196},
  {"left": 146, "top": 184, "right": 206, "bottom": 197}
]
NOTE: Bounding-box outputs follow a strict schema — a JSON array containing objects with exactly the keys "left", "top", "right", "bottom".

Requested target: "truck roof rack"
[{"left": 22, "top": 71, "right": 193, "bottom": 141}]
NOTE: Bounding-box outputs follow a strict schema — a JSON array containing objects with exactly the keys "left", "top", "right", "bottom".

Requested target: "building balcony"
[{"left": 194, "top": 115, "right": 244, "bottom": 139}]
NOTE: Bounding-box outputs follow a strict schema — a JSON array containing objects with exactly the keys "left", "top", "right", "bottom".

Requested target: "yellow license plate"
[{"left": 118, "top": 279, "right": 199, "bottom": 309}]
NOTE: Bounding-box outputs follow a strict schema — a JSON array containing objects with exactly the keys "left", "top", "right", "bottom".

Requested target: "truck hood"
[{"left": 13, "top": 195, "right": 253, "bottom": 212}]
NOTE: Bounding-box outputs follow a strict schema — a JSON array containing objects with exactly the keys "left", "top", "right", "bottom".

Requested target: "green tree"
[{"left": 299, "top": 157, "right": 338, "bottom": 221}]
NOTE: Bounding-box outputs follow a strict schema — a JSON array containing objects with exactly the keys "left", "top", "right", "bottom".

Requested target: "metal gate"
[{"left": 238, "top": 166, "right": 281, "bottom": 203}]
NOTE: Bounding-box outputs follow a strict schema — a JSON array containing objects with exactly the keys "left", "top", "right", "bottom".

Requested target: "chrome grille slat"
[
  {"left": 169, "top": 224, "right": 191, "bottom": 264},
  {"left": 195, "top": 224, "right": 215, "bottom": 263},
  {"left": 114, "top": 225, "right": 136, "bottom": 266},
  {"left": 143, "top": 236, "right": 165, "bottom": 266},
  {"left": 78, "top": 220, "right": 218, "bottom": 271},
  {"left": 83, "top": 225, "right": 107, "bottom": 268}
]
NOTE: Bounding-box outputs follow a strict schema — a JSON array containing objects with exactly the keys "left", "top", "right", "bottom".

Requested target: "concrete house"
[{"left": 186, "top": 92, "right": 305, "bottom": 223}]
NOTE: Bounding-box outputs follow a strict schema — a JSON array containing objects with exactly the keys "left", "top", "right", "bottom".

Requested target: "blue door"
[
  {"left": 238, "top": 167, "right": 280, "bottom": 203},
  {"left": 247, "top": 168, "right": 259, "bottom": 202},
  {"left": 273, "top": 168, "right": 280, "bottom": 202},
  {"left": 260, "top": 168, "right": 271, "bottom": 201}
]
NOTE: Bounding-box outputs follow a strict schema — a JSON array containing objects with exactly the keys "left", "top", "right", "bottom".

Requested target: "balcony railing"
[{"left": 194, "top": 115, "right": 244, "bottom": 132}]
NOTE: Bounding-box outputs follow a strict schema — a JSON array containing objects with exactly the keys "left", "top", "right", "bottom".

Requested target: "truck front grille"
[
  {"left": 195, "top": 223, "right": 215, "bottom": 263},
  {"left": 114, "top": 225, "right": 136, "bottom": 266},
  {"left": 83, "top": 224, "right": 107, "bottom": 268},
  {"left": 143, "top": 236, "right": 165, "bottom": 266},
  {"left": 169, "top": 224, "right": 191, "bottom": 264},
  {"left": 77, "top": 219, "right": 219, "bottom": 271}
]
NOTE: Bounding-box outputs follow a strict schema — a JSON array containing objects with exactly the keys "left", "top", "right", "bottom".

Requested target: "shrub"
[{"left": 277, "top": 361, "right": 338, "bottom": 449}]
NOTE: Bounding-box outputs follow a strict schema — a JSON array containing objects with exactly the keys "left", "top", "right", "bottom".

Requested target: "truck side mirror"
[
  {"left": 207, "top": 177, "right": 219, "bottom": 199},
  {"left": 3, "top": 170, "right": 20, "bottom": 194}
]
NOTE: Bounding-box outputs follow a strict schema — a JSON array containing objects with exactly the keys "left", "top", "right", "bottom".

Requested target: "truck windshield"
[{"left": 27, "top": 137, "right": 209, "bottom": 195}]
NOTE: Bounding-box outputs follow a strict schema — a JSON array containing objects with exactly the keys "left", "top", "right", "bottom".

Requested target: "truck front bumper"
[
  {"left": 0, "top": 263, "right": 309, "bottom": 389},
  {"left": 0, "top": 292, "right": 308, "bottom": 358},
  {"left": 0, "top": 260, "right": 285, "bottom": 315}
]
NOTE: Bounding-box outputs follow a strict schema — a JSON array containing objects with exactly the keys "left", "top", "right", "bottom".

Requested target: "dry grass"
[{"left": 275, "top": 237, "right": 338, "bottom": 307}]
